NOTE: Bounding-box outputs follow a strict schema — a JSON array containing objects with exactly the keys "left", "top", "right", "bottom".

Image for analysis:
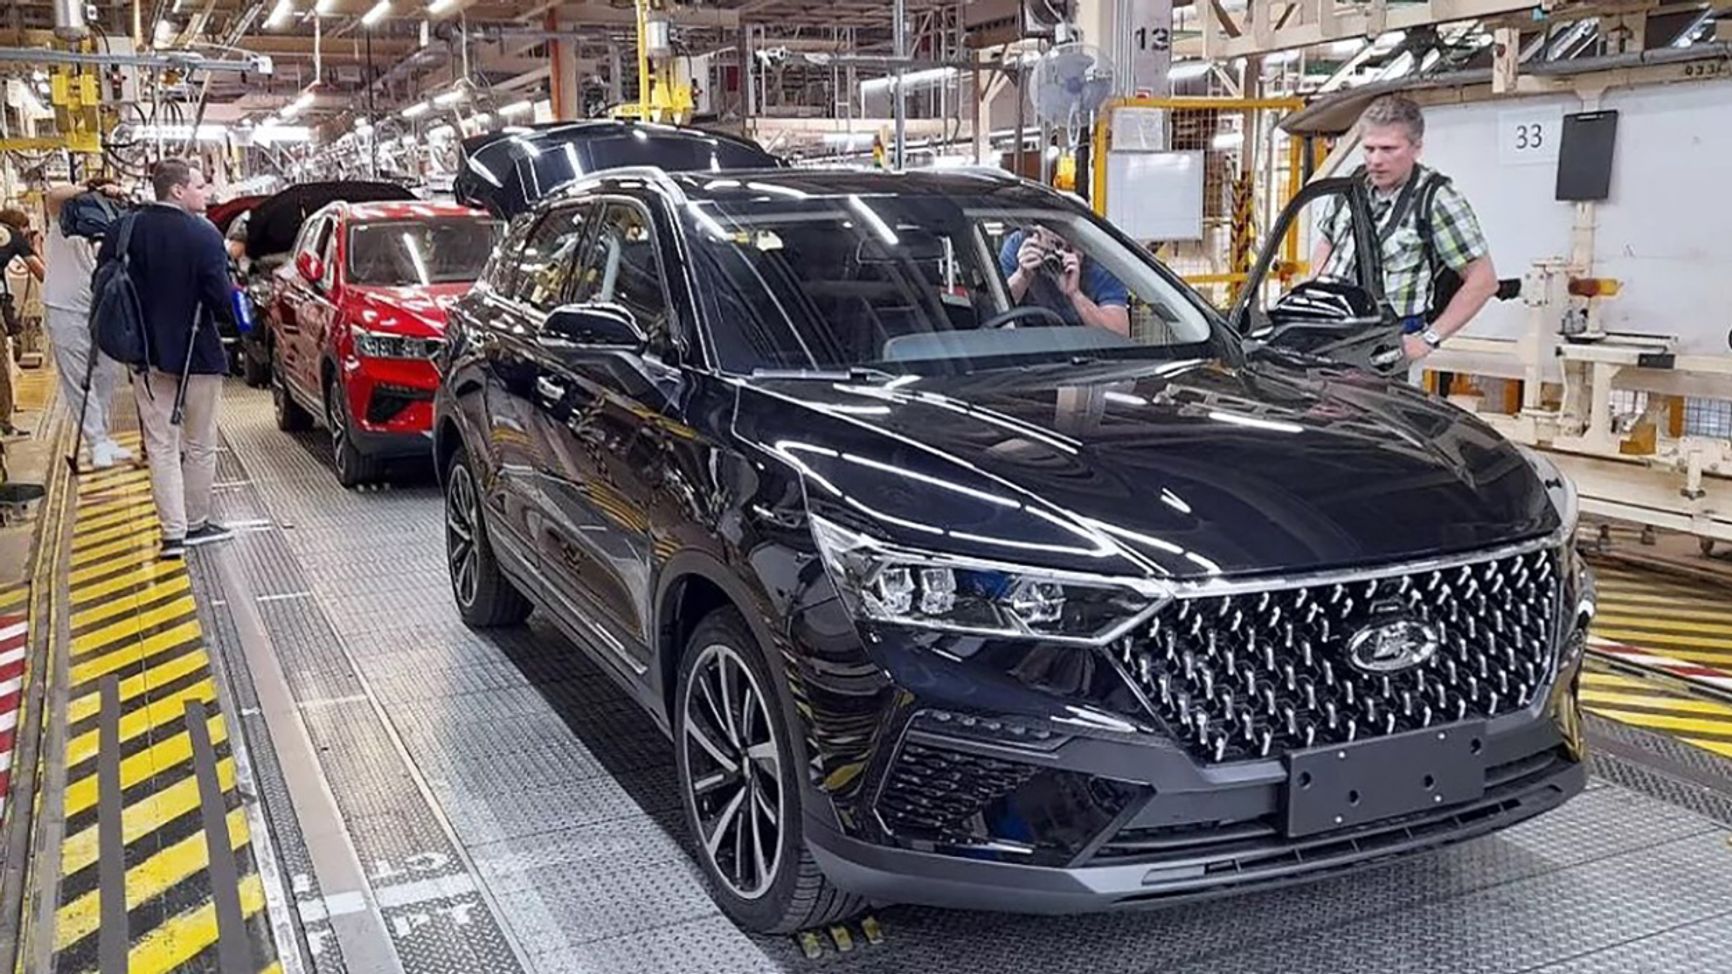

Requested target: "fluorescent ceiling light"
[
  {"left": 315, "top": 0, "right": 337, "bottom": 12},
  {"left": 254, "top": 123, "right": 313, "bottom": 145},
  {"left": 428, "top": 0, "right": 458, "bottom": 12},
  {"left": 470, "top": 112, "right": 493, "bottom": 125},
  {"left": 361, "top": 0, "right": 391, "bottom": 26},
  {"left": 133, "top": 123, "right": 229, "bottom": 142},
  {"left": 428, "top": 123, "right": 455, "bottom": 140},
  {"left": 1328, "top": 39, "right": 1366, "bottom": 57},
  {"left": 499, "top": 99, "right": 534, "bottom": 117},
  {"left": 266, "top": 0, "right": 293, "bottom": 29},
  {"left": 402, "top": 101, "right": 431, "bottom": 118},
  {"left": 433, "top": 89, "right": 466, "bottom": 106}
]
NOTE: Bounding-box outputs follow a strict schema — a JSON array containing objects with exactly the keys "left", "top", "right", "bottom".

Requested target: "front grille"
[
  {"left": 1124, "top": 547, "right": 1560, "bottom": 764},
  {"left": 875, "top": 740, "right": 1039, "bottom": 840}
]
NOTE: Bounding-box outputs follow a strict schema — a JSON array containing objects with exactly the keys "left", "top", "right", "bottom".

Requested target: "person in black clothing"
[{"left": 96, "top": 159, "right": 238, "bottom": 559}]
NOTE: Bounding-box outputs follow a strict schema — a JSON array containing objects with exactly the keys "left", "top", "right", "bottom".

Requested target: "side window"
[
  {"left": 294, "top": 216, "right": 326, "bottom": 258},
  {"left": 480, "top": 215, "right": 534, "bottom": 296},
  {"left": 319, "top": 218, "right": 341, "bottom": 290},
  {"left": 509, "top": 203, "right": 593, "bottom": 312},
  {"left": 582, "top": 202, "right": 671, "bottom": 347}
]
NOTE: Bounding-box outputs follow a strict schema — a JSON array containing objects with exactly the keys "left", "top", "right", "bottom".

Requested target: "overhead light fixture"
[
  {"left": 154, "top": 19, "right": 178, "bottom": 46},
  {"left": 428, "top": 0, "right": 458, "bottom": 12},
  {"left": 281, "top": 88, "right": 317, "bottom": 117},
  {"left": 402, "top": 100, "right": 431, "bottom": 118},
  {"left": 1168, "top": 61, "right": 1211, "bottom": 81},
  {"left": 361, "top": 0, "right": 391, "bottom": 26},
  {"left": 433, "top": 89, "right": 466, "bottom": 106},
  {"left": 315, "top": 0, "right": 337, "bottom": 12},
  {"left": 428, "top": 123, "right": 455, "bottom": 140},
  {"left": 499, "top": 99, "right": 534, "bottom": 118},
  {"left": 471, "top": 112, "right": 493, "bottom": 124},
  {"left": 266, "top": 0, "right": 294, "bottom": 29}
]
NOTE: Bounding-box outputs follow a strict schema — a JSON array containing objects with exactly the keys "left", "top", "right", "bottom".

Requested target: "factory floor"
[{"left": 6, "top": 377, "right": 1732, "bottom": 974}]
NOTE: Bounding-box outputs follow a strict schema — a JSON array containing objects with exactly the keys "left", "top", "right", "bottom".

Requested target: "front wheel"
[
  {"left": 675, "top": 608, "right": 865, "bottom": 933},
  {"left": 444, "top": 445, "right": 531, "bottom": 627},
  {"left": 326, "top": 375, "right": 381, "bottom": 488}
]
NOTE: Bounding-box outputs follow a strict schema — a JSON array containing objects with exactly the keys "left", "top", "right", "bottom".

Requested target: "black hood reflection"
[{"left": 735, "top": 357, "right": 1558, "bottom": 580}]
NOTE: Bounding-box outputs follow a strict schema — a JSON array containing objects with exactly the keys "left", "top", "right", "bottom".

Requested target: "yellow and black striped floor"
[
  {"left": 44, "top": 441, "right": 279, "bottom": 974},
  {"left": 1583, "top": 561, "right": 1732, "bottom": 761}
]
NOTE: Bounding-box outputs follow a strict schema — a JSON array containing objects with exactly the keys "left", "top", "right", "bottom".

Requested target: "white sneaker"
[
  {"left": 90, "top": 440, "right": 116, "bottom": 469},
  {"left": 102, "top": 440, "right": 134, "bottom": 462}
]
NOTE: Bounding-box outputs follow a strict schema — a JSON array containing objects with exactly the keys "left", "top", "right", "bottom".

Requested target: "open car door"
[{"left": 1228, "top": 177, "right": 1407, "bottom": 377}]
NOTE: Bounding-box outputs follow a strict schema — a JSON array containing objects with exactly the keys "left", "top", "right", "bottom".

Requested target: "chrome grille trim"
[{"left": 1121, "top": 545, "right": 1563, "bottom": 764}]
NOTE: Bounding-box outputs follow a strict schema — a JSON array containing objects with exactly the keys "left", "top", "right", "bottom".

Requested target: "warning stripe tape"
[
  {"left": 1581, "top": 665, "right": 1732, "bottom": 760},
  {"left": 40, "top": 458, "right": 281, "bottom": 972},
  {"left": 0, "top": 607, "right": 24, "bottom": 819}
]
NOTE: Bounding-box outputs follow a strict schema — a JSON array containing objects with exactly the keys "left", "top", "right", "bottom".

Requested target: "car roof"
[
  {"left": 343, "top": 200, "right": 492, "bottom": 222},
  {"left": 655, "top": 166, "right": 1045, "bottom": 204}
]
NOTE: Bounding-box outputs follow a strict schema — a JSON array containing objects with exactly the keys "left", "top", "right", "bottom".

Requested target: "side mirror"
[
  {"left": 542, "top": 303, "right": 647, "bottom": 352},
  {"left": 1249, "top": 279, "right": 1406, "bottom": 376},
  {"left": 296, "top": 251, "right": 325, "bottom": 284}
]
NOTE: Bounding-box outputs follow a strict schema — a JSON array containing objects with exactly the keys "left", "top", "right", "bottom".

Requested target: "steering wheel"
[{"left": 979, "top": 305, "right": 1068, "bottom": 330}]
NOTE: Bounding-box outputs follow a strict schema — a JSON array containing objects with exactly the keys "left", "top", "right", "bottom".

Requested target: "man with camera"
[{"left": 998, "top": 225, "right": 1130, "bottom": 336}]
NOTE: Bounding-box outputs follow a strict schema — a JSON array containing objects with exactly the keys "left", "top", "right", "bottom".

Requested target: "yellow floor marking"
[
  {"left": 64, "top": 716, "right": 228, "bottom": 820},
  {"left": 73, "top": 502, "right": 159, "bottom": 533},
  {"left": 1591, "top": 627, "right": 1732, "bottom": 654},
  {"left": 0, "top": 588, "right": 26, "bottom": 612},
  {"left": 1579, "top": 687, "right": 1732, "bottom": 718},
  {"left": 1579, "top": 706, "right": 1732, "bottom": 740},
  {"left": 127, "top": 873, "right": 265, "bottom": 974},
  {"left": 69, "top": 549, "right": 172, "bottom": 590},
  {"left": 70, "top": 574, "right": 192, "bottom": 632},
  {"left": 262, "top": 963, "right": 283, "bottom": 974},
  {"left": 71, "top": 598, "right": 200, "bottom": 657},
  {"left": 72, "top": 517, "right": 159, "bottom": 551},
  {"left": 61, "top": 758, "right": 235, "bottom": 879},
  {"left": 68, "top": 649, "right": 211, "bottom": 727},
  {"left": 1593, "top": 613, "right": 1732, "bottom": 638},
  {"left": 1583, "top": 669, "right": 1695, "bottom": 694},
  {"left": 55, "top": 807, "right": 249, "bottom": 950},
  {"left": 69, "top": 531, "right": 165, "bottom": 570},
  {"left": 1592, "top": 602, "right": 1732, "bottom": 625},
  {"left": 68, "top": 562, "right": 186, "bottom": 605},
  {"left": 76, "top": 470, "right": 155, "bottom": 494},
  {"left": 68, "top": 621, "right": 203, "bottom": 686},
  {"left": 65, "top": 678, "right": 216, "bottom": 769}
]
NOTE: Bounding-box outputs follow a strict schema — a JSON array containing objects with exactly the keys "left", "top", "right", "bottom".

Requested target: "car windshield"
[
  {"left": 347, "top": 217, "right": 502, "bottom": 287},
  {"left": 684, "top": 188, "right": 1221, "bottom": 375}
]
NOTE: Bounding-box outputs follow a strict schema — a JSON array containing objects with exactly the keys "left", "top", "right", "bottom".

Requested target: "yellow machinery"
[{"left": 607, "top": 0, "right": 695, "bottom": 124}]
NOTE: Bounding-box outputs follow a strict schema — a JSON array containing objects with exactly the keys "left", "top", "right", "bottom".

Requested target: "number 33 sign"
[{"left": 1499, "top": 107, "right": 1564, "bottom": 166}]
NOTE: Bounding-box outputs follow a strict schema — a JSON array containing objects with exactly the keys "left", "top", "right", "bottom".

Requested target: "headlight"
[
  {"left": 809, "top": 515, "right": 1166, "bottom": 645},
  {"left": 352, "top": 326, "right": 440, "bottom": 359},
  {"left": 1517, "top": 445, "right": 1579, "bottom": 537}
]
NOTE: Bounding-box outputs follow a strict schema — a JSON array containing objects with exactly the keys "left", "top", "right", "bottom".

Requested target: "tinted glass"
[
  {"left": 687, "top": 190, "right": 1217, "bottom": 375},
  {"left": 509, "top": 204, "right": 593, "bottom": 311},
  {"left": 346, "top": 218, "right": 503, "bottom": 287},
  {"left": 575, "top": 202, "right": 670, "bottom": 346}
]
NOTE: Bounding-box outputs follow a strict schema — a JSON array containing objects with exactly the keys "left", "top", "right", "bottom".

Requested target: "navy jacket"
[{"left": 96, "top": 204, "right": 235, "bottom": 375}]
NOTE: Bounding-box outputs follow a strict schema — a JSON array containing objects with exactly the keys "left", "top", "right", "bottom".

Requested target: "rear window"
[{"left": 582, "top": 135, "right": 778, "bottom": 174}]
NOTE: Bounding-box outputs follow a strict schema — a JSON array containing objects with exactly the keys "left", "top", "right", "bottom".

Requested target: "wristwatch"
[{"left": 1419, "top": 327, "right": 1444, "bottom": 349}]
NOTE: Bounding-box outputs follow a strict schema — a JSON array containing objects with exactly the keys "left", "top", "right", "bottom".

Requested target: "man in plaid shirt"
[{"left": 1312, "top": 95, "right": 1499, "bottom": 364}]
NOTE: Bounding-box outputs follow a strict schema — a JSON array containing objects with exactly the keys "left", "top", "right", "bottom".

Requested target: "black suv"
[{"left": 433, "top": 163, "right": 1593, "bottom": 933}]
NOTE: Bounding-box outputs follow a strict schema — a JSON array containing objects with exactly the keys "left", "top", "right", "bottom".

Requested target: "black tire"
[
  {"left": 326, "top": 375, "right": 381, "bottom": 488},
  {"left": 674, "top": 608, "right": 866, "bottom": 934},
  {"left": 272, "top": 352, "right": 311, "bottom": 432},
  {"left": 241, "top": 339, "right": 270, "bottom": 388},
  {"left": 444, "top": 445, "right": 531, "bottom": 627}
]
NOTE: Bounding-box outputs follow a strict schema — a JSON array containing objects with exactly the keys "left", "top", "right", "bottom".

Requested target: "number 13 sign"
[{"left": 1498, "top": 106, "right": 1564, "bottom": 166}]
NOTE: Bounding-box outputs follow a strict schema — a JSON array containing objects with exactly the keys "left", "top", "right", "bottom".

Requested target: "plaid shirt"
[{"left": 1318, "top": 165, "right": 1490, "bottom": 318}]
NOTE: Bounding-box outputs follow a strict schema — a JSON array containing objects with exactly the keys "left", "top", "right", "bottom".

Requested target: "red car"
[{"left": 267, "top": 199, "right": 502, "bottom": 485}]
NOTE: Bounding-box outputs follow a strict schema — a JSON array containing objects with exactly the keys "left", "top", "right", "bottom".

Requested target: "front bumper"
[
  {"left": 342, "top": 355, "right": 439, "bottom": 451},
  {"left": 805, "top": 700, "right": 1584, "bottom": 912}
]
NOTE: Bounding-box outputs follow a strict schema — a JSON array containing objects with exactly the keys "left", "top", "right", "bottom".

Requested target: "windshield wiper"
[{"left": 749, "top": 366, "right": 903, "bottom": 383}]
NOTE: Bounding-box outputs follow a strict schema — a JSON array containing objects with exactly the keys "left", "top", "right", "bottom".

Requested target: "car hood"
[
  {"left": 345, "top": 283, "right": 470, "bottom": 337},
  {"left": 734, "top": 358, "right": 1559, "bottom": 581},
  {"left": 245, "top": 180, "right": 416, "bottom": 259}
]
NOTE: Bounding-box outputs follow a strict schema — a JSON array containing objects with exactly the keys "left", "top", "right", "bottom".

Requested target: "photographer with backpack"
[
  {"left": 45, "top": 178, "right": 132, "bottom": 468},
  {"left": 0, "top": 207, "right": 46, "bottom": 440},
  {"left": 1310, "top": 95, "right": 1501, "bottom": 369},
  {"left": 93, "top": 159, "right": 237, "bottom": 559}
]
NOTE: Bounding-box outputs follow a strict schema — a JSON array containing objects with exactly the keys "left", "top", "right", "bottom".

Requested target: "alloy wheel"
[
  {"left": 446, "top": 463, "right": 480, "bottom": 608},
  {"left": 328, "top": 388, "right": 350, "bottom": 479},
  {"left": 683, "top": 643, "right": 784, "bottom": 900}
]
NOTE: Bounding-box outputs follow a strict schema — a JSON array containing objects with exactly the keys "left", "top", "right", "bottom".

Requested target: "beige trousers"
[{"left": 132, "top": 369, "right": 222, "bottom": 540}]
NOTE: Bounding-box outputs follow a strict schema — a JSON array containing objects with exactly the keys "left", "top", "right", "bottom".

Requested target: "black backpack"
[
  {"left": 60, "top": 191, "right": 122, "bottom": 242},
  {"left": 89, "top": 213, "right": 150, "bottom": 369},
  {"left": 1345, "top": 165, "right": 1458, "bottom": 322}
]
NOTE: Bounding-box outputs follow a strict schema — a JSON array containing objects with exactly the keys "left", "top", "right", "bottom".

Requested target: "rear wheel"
[
  {"left": 272, "top": 350, "right": 311, "bottom": 432},
  {"left": 444, "top": 445, "right": 531, "bottom": 628},
  {"left": 675, "top": 608, "right": 865, "bottom": 934},
  {"left": 326, "top": 374, "right": 381, "bottom": 488}
]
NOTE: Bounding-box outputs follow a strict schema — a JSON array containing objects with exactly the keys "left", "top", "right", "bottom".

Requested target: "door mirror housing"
[
  {"left": 542, "top": 303, "right": 648, "bottom": 352},
  {"left": 296, "top": 251, "right": 325, "bottom": 285},
  {"left": 1248, "top": 279, "right": 1406, "bottom": 375}
]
